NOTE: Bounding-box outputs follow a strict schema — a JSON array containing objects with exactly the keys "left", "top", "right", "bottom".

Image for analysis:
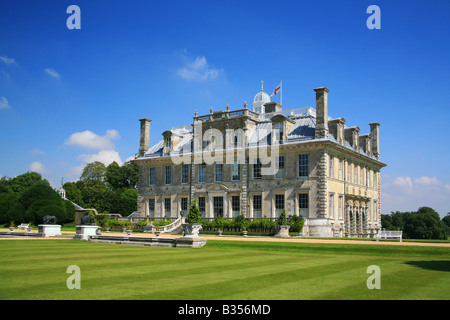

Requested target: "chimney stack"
[
  {"left": 314, "top": 87, "right": 330, "bottom": 139},
  {"left": 369, "top": 122, "right": 380, "bottom": 160},
  {"left": 139, "top": 118, "right": 151, "bottom": 157}
]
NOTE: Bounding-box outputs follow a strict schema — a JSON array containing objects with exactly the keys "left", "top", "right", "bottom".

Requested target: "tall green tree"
[
  {"left": 106, "top": 161, "right": 139, "bottom": 190},
  {"left": 2, "top": 172, "right": 50, "bottom": 194},
  {"left": 62, "top": 181, "right": 84, "bottom": 207},
  {"left": 403, "top": 207, "right": 448, "bottom": 240},
  {"left": 80, "top": 162, "right": 107, "bottom": 183}
]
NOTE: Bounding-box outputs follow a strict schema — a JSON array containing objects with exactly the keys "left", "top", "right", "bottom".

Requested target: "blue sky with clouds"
[{"left": 1, "top": 0, "right": 450, "bottom": 217}]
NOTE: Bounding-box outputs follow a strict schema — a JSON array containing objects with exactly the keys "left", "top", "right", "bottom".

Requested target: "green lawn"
[{"left": 0, "top": 239, "right": 449, "bottom": 300}]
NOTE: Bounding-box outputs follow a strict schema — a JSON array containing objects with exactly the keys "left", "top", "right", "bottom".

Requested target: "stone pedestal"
[
  {"left": 181, "top": 223, "right": 203, "bottom": 238},
  {"left": 178, "top": 223, "right": 206, "bottom": 248},
  {"left": 274, "top": 225, "right": 290, "bottom": 237},
  {"left": 74, "top": 225, "right": 101, "bottom": 241},
  {"left": 38, "top": 224, "right": 61, "bottom": 237},
  {"left": 308, "top": 218, "right": 332, "bottom": 237}
]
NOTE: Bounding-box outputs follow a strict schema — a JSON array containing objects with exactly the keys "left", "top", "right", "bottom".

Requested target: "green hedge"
[{"left": 201, "top": 215, "right": 304, "bottom": 233}]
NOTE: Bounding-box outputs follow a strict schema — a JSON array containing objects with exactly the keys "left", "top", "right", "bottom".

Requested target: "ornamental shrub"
[
  {"left": 277, "top": 209, "right": 288, "bottom": 225},
  {"left": 289, "top": 215, "right": 305, "bottom": 232},
  {"left": 186, "top": 199, "right": 202, "bottom": 224}
]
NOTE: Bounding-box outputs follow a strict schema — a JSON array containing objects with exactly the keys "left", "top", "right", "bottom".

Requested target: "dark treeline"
[
  {"left": 0, "top": 172, "right": 74, "bottom": 226},
  {"left": 381, "top": 207, "right": 450, "bottom": 240},
  {"left": 0, "top": 160, "right": 139, "bottom": 226},
  {"left": 62, "top": 161, "right": 138, "bottom": 216}
]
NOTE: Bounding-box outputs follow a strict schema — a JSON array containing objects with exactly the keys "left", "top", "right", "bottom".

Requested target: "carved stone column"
[{"left": 316, "top": 149, "right": 328, "bottom": 218}]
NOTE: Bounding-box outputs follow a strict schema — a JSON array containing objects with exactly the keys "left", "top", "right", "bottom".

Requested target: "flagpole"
[{"left": 280, "top": 81, "right": 282, "bottom": 105}]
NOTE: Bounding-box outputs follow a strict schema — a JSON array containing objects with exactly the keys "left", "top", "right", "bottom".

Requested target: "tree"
[
  {"left": 289, "top": 215, "right": 305, "bottom": 233},
  {"left": 0, "top": 193, "right": 20, "bottom": 224},
  {"left": 120, "top": 161, "right": 139, "bottom": 188},
  {"left": 19, "top": 184, "right": 60, "bottom": 211},
  {"left": 381, "top": 214, "right": 393, "bottom": 230},
  {"left": 403, "top": 207, "right": 448, "bottom": 240},
  {"left": 62, "top": 182, "right": 84, "bottom": 207},
  {"left": 105, "top": 162, "right": 122, "bottom": 190},
  {"left": 3, "top": 172, "right": 50, "bottom": 193},
  {"left": 81, "top": 180, "right": 112, "bottom": 213},
  {"left": 112, "top": 188, "right": 137, "bottom": 216},
  {"left": 80, "top": 162, "right": 106, "bottom": 183},
  {"left": 106, "top": 161, "right": 139, "bottom": 190},
  {"left": 277, "top": 209, "right": 288, "bottom": 225},
  {"left": 442, "top": 213, "right": 450, "bottom": 234},
  {"left": 186, "top": 199, "right": 202, "bottom": 224}
]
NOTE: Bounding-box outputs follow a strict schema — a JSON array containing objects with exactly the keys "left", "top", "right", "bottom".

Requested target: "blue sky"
[{"left": 1, "top": 0, "right": 450, "bottom": 217}]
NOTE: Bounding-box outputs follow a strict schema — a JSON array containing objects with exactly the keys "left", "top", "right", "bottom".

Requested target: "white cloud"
[
  {"left": 414, "top": 176, "right": 441, "bottom": 186},
  {"left": 65, "top": 164, "right": 85, "bottom": 179},
  {"left": 65, "top": 129, "right": 125, "bottom": 179},
  {"left": 45, "top": 68, "right": 60, "bottom": 79},
  {"left": 381, "top": 174, "right": 450, "bottom": 217},
  {"left": 30, "top": 149, "right": 46, "bottom": 155},
  {"left": 392, "top": 176, "right": 413, "bottom": 189},
  {"left": 29, "top": 161, "right": 49, "bottom": 174},
  {"left": 65, "top": 129, "right": 120, "bottom": 150},
  {"left": 0, "top": 96, "right": 11, "bottom": 109},
  {"left": 0, "top": 56, "right": 17, "bottom": 65},
  {"left": 77, "top": 149, "right": 123, "bottom": 166},
  {"left": 177, "top": 56, "right": 222, "bottom": 81}
]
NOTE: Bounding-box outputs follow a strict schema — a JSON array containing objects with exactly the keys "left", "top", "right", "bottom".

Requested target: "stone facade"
[{"left": 133, "top": 86, "right": 386, "bottom": 238}]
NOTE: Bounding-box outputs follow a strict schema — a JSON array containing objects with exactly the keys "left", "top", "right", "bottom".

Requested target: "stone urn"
[
  {"left": 217, "top": 230, "right": 223, "bottom": 236},
  {"left": 242, "top": 230, "right": 248, "bottom": 237},
  {"left": 182, "top": 223, "right": 203, "bottom": 238},
  {"left": 9, "top": 227, "right": 14, "bottom": 231},
  {"left": 155, "top": 230, "right": 161, "bottom": 237},
  {"left": 126, "top": 229, "right": 132, "bottom": 236},
  {"left": 274, "top": 225, "right": 290, "bottom": 237}
]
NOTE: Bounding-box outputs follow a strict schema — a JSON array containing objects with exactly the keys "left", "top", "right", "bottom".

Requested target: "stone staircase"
[{"left": 158, "top": 216, "right": 184, "bottom": 234}]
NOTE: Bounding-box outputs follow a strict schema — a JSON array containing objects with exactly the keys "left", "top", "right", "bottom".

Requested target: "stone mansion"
[{"left": 133, "top": 84, "right": 386, "bottom": 238}]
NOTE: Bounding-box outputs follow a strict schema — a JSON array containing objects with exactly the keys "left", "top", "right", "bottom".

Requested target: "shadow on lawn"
[{"left": 405, "top": 260, "right": 450, "bottom": 272}]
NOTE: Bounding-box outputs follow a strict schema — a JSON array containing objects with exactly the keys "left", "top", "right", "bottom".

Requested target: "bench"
[
  {"left": 376, "top": 230, "right": 402, "bottom": 242},
  {"left": 17, "top": 223, "right": 30, "bottom": 230}
]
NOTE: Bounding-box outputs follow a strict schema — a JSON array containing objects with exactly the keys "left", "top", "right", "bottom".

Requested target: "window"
[
  {"left": 329, "top": 193, "right": 334, "bottom": 218},
  {"left": 253, "top": 195, "right": 262, "bottom": 218},
  {"left": 213, "top": 196, "right": 224, "bottom": 217},
  {"left": 232, "top": 196, "right": 240, "bottom": 217},
  {"left": 366, "top": 167, "right": 370, "bottom": 187},
  {"left": 198, "top": 197, "right": 205, "bottom": 216},
  {"left": 338, "top": 196, "right": 343, "bottom": 219},
  {"left": 338, "top": 159, "right": 343, "bottom": 180},
  {"left": 181, "top": 197, "right": 188, "bottom": 212},
  {"left": 164, "top": 198, "right": 171, "bottom": 217},
  {"left": 299, "top": 154, "right": 308, "bottom": 177},
  {"left": 149, "top": 167, "right": 155, "bottom": 186},
  {"left": 354, "top": 165, "right": 358, "bottom": 184},
  {"left": 253, "top": 159, "right": 262, "bottom": 180},
  {"left": 215, "top": 163, "right": 223, "bottom": 182},
  {"left": 329, "top": 156, "right": 334, "bottom": 178},
  {"left": 198, "top": 164, "right": 206, "bottom": 183},
  {"left": 347, "top": 162, "right": 351, "bottom": 182},
  {"left": 298, "top": 194, "right": 309, "bottom": 218},
  {"left": 164, "top": 137, "right": 171, "bottom": 149},
  {"left": 232, "top": 161, "right": 240, "bottom": 181},
  {"left": 275, "top": 156, "right": 284, "bottom": 179},
  {"left": 275, "top": 194, "right": 285, "bottom": 218},
  {"left": 360, "top": 166, "right": 364, "bottom": 185},
  {"left": 274, "top": 122, "right": 283, "bottom": 142},
  {"left": 165, "top": 166, "right": 172, "bottom": 185},
  {"left": 181, "top": 164, "right": 189, "bottom": 184},
  {"left": 148, "top": 199, "right": 155, "bottom": 218}
]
